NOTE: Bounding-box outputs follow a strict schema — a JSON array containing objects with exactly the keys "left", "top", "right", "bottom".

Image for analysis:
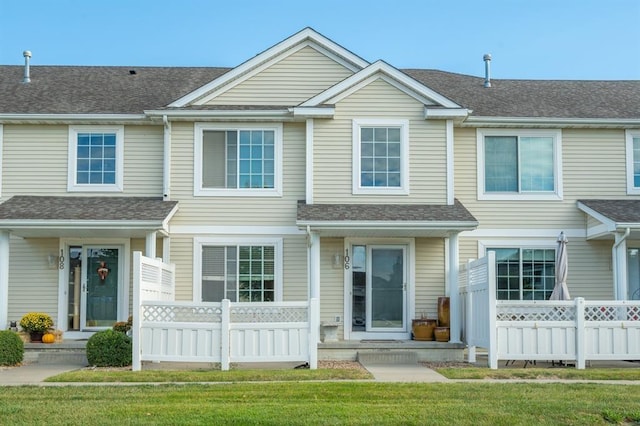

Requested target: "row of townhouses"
[{"left": 0, "top": 28, "right": 638, "bottom": 356}]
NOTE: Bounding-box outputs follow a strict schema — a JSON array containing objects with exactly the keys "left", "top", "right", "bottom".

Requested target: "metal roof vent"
[
  {"left": 483, "top": 53, "right": 492, "bottom": 88},
  {"left": 22, "top": 50, "right": 32, "bottom": 84}
]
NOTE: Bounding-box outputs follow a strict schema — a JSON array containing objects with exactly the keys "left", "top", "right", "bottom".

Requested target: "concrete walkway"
[{"left": 360, "top": 362, "right": 450, "bottom": 382}]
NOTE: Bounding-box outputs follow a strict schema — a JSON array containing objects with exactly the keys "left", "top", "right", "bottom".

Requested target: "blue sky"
[{"left": 0, "top": 0, "right": 638, "bottom": 80}]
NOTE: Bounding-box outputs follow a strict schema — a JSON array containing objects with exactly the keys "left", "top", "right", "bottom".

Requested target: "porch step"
[
  {"left": 24, "top": 341, "right": 88, "bottom": 366},
  {"left": 357, "top": 351, "right": 418, "bottom": 365}
]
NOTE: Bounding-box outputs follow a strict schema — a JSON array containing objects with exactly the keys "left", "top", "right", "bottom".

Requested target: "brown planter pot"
[
  {"left": 434, "top": 327, "right": 450, "bottom": 342},
  {"left": 412, "top": 319, "right": 437, "bottom": 341},
  {"left": 437, "top": 297, "right": 450, "bottom": 327},
  {"left": 29, "top": 331, "right": 44, "bottom": 343}
]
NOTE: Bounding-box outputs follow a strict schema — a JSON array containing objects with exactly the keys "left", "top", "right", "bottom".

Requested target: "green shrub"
[
  {"left": 86, "top": 329, "right": 132, "bottom": 367},
  {"left": 0, "top": 330, "right": 24, "bottom": 366}
]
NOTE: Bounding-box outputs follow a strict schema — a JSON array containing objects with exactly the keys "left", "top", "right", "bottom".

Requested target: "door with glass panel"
[
  {"left": 351, "top": 245, "right": 407, "bottom": 333},
  {"left": 67, "top": 246, "right": 121, "bottom": 330}
]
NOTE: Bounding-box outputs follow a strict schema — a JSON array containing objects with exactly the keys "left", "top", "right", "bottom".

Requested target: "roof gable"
[
  {"left": 300, "top": 61, "right": 461, "bottom": 109},
  {"left": 169, "top": 28, "right": 369, "bottom": 108}
]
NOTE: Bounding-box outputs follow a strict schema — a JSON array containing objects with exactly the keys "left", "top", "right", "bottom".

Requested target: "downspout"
[
  {"left": 612, "top": 227, "right": 631, "bottom": 300},
  {"left": 162, "top": 115, "right": 171, "bottom": 200}
]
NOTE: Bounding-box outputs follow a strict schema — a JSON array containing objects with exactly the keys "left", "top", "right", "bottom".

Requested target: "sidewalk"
[{"left": 0, "top": 363, "right": 86, "bottom": 386}]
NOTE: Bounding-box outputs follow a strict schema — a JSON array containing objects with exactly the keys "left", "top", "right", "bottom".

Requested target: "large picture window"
[
  {"left": 195, "top": 123, "right": 282, "bottom": 196},
  {"left": 477, "top": 129, "right": 562, "bottom": 200},
  {"left": 194, "top": 238, "right": 282, "bottom": 303},
  {"left": 488, "top": 247, "right": 556, "bottom": 300},
  {"left": 352, "top": 119, "right": 409, "bottom": 195},
  {"left": 68, "top": 126, "right": 123, "bottom": 192}
]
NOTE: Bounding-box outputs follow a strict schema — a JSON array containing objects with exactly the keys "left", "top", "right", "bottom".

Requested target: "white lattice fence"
[
  {"left": 132, "top": 299, "right": 319, "bottom": 371},
  {"left": 495, "top": 299, "right": 640, "bottom": 368}
]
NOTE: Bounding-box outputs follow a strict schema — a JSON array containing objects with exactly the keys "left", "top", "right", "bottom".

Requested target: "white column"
[
  {"left": 0, "top": 231, "right": 8, "bottom": 329},
  {"left": 613, "top": 233, "right": 628, "bottom": 300},
  {"left": 145, "top": 231, "right": 157, "bottom": 258},
  {"left": 162, "top": 236, "right": 171, "bottom": 263},
  {"left": 309, "top": 232, "right": 321, "bottom": 300},
  {"left": 448, "top": 232, "right": 461, "bottom": 343}
]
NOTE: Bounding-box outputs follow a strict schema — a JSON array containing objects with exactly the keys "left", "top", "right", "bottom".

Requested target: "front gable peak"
[
  {"left": 169, "top": 28, "right": 370, "bottom": 108},
  {"left": 299, "top": 60, "right": 462, "bottom": 110}
]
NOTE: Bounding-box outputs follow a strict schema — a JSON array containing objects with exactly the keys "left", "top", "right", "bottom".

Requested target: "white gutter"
[
  {"left": 290, "top": 107, "right": 335, "bottom": 118},
  {"left": 424, "top": 108, "right": 470, "bottom": 120},
  {"left": 144, "top": 109, "right": 292, "bottom": 119},
  {"left": 462, "top": 116, "right": 640, "bottom": 128},
  {"left": 163, "top": 115, "right": 171, "bottom": 200},
  {"left": 297, "top": 220, "right": 478, "bottom": 230},
  {"left": 0, "top": 113, "right": 148, "bottom": 123}
]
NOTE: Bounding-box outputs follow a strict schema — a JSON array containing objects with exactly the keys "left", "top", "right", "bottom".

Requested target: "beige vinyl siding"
[
  {"left": 414, "top": 238, "right": 446, "bottom": 319},
  {"left": 455, "top": 128, "right": 628, "bottom": 228},
  {"left": 205, "top": 46, "right": 353, "bottom": 106},
  {"left": 282, "top": 236, "right": 308, "bottom": 301},
  {"left": 2, "top": 125, "right": 68, "bottom": 197},
  {"left": 320, "top": 238, "right": 345, "bottom": 338},
  {"left": 459, "top": 238, "right": 614, "bottom": 300},
  {"left": 7, "top": 237, "right": 60, "bottom": 324},
  {"left": 170, "top": 235, "right": 307, "bottom": 303},
  {"left": 313, "top": 78, "right": 448, "bottom": 204},
  {"left": 169, "top": 121, "right": 305, "bottom": 226},
  {"left": 2, "top": 124, "right": 162, "bottom": 198},
  {"left": 122, "top": 125, "right": 164, "bottom": 195}
]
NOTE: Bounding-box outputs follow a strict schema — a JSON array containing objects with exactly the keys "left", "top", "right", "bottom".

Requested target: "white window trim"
[
  {"left": 193, "top": 236, "right": 283, "bottom": 302},
  {"left": 478, "top": 238, "right": 556, "bottom": 300},
  {"left": 194, "top": 122, "right": 283, "bottom": 197},
  {"left": 625, "top": 130, "right": 640, "bottom": 195},
  {"left": 352, "top": 118, "right": 410, "bottom": 195},
  {"left": 476, "top": 128, "right": 563, "bottom": 201},
  {"left": 67, "top": 125, "right": 124, "bottom": 192}
]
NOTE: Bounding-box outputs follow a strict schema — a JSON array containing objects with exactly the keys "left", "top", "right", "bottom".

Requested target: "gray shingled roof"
[
  {"left": 578, "top": 199, "right": 640, "bottom": 224},
  {"left": 0, "top": 66, "right": 230, "bottom": 114},
  {"left": 404, "top": 69, "right": 640, "bottom": 119},
  {"left": 0, "top": 196, "right": 177, "bottom": 221},
  {"left": 297, "top": 200, "right": 477, "bottom": 224},
  {"left": 0, "top": 65, "right": 638, "bottom": 119}
]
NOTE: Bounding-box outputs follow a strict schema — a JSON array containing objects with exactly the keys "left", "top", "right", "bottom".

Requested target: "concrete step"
[
  {"left": 24, "top": 341, "right": 88, "bottom": 365},
  {"left": 357, "top": 350, "right": 418, "bottom": 365}
]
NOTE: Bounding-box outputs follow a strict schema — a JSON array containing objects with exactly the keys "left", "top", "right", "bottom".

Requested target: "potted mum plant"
[{"left": 19, "top": 312, "right": 53, "bottom": 342}]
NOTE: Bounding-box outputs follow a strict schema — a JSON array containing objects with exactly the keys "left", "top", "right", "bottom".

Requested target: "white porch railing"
[
  {"left": 460, "top": 253, "right": 640, "bottom": 369},
  {"left": 131, "top": 251, "right": 319, "bottom": 371}
]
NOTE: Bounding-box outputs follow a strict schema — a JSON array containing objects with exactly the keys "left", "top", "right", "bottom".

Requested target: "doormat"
[{"left": 360, "top": 340, "right": 401, "bottom": 343}]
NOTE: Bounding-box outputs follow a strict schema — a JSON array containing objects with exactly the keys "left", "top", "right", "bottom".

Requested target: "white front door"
[{"left": 349, "top": 243, "right": 409, "bottom": 339}]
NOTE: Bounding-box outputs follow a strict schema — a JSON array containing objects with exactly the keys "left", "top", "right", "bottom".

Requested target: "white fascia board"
[
  {"left": 290, "top": 107, "right": 335, "bottom": 117},
  {"left": 576, "top": 201, "right": 617, "bottom": 232},
  {"left": 297, "top": 220, "right": 478, "bottom": 231},
  {"left": 0, "top": 114, "right": 148, "bottom": 123},
  {"left": 300, "top": 61, "right": 461, "bottom": 108},
  {"left": 168, "top": 28, "right": 369, "bottom": 108},
  {"left": 425, "top": 108, "right": 470, "bottom": 119},
  {"left": 462, "top": 116, "right": 640, "bottom": 128}
]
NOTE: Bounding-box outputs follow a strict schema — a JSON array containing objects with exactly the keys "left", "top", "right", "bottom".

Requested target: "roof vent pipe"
[
  {"left": 22, "top": 50, "right": 32, "bottom": 84},
  {"left": 483, "top": 53, "right": 492, "bottom": 88}
]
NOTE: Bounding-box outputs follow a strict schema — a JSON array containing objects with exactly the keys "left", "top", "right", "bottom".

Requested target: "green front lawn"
[
  {"left": 0, "top": 382, "right": 639, "bottom": 425},
  {"left": 47, "top": 367, "right": 372, "bottom": 383},
  {"left": 435, "top": 367, "right": 640, "bottom": 381}
]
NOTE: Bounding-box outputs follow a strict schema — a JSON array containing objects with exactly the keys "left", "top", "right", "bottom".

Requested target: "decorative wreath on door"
[{"left": 97, "top": 261, "right": 110, "bottom": 281}]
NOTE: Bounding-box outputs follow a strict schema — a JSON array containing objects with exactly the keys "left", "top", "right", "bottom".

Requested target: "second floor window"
[
  {"left": 352, "top": 119, "right": 409, "bottom": 195},
  {"left": 68, "top": 126, "right": 123, "bottom": 192},
  {"left": 626, "top": 130, "right": 640, "bottom": 194},
  {"left": 477, "top": 129, "right": 562, "bottom": 200},
  {"left": 195, "top": 124, "right": 282, "bottom": 196}
]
